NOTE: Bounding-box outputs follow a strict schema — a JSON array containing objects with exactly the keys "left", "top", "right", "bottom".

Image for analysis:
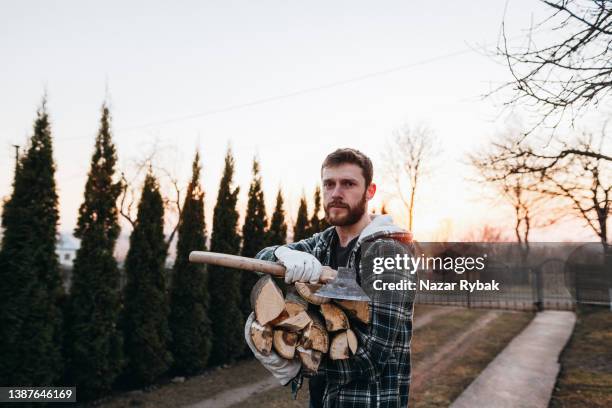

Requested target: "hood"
[{"left": 357, "top": 214, "right": 413, "bottom": 244}]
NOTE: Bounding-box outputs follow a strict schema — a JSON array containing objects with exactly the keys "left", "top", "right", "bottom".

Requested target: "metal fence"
[{"left": 414, "top": 243, "right": 611, "bottom": 311}]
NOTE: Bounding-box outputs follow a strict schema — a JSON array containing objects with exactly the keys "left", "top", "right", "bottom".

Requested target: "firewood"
[
  {"left": 294, "top": 282, "right": 330, "bottom": 305},
  {"left": 250, "top": 275, "right": 286, "bottom": 325},
  {"left": 275, "top": 311, "right": 311, "bottom": 331},
  {"left": 268, "top": 309, "right": 290, "bottom": 326},
  {"left": 346, "top": 329, "right": 358, "bottom": 354},
  {"left": 334, "top": 299, "right": 370, "bottom": 324},
  {"left": 320, "top": 303, "right": 349, "bottom": 332},
  {"left": 297, "top": 346, "right": 322, "bottom": 374},
  {"left": 329, "top": 331, "right": 350, "bottom": 360},
  {"left": 301, "top": 311, "right": 329, "bottom": 353},
  {"left": 285, "top": 290, "right": 308, "bottom": 316},
  {"left": 273, "top": 330, "right": 298, "bottom": 359},
  {"left": 249, "top": 319, "right": 273, "bottom": 356}
]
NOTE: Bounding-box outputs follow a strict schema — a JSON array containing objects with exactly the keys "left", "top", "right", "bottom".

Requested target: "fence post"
[{"left": 533, "top": 267, "right": 543, "bottom": 311}]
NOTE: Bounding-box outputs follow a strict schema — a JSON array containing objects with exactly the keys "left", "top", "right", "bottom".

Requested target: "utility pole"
[{"left": 12, "top": 144, "right": 20, "bottom": 169}]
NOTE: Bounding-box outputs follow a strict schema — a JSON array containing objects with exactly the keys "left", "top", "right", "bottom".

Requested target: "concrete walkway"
[{"left": 450, "top": 310, "right": 576, "bottom": 408}]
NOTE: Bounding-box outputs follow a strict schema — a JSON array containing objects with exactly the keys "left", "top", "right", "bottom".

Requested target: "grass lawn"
[{"left": 549, "top": 305, "right": 612, "bottom": 408}]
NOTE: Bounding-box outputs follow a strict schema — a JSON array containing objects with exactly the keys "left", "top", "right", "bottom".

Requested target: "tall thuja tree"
[
  {"left": 65, "top": 103, "right": 124, "bottom": 400},
  {"left": 121, "top": 172, "right": 172, "bottom": 386},
  {"left": 308, "top": 185, "right": 329, "bottom": 234},
  {"left": 208, "top": 148, "right": 244, "bottom": 365},
  {"left": 240, "top": 158, "right": 267, "bottom": 320},
  {"left": 266, "top": 188, "right": 287, "bottom": 246},
  {"left": 293, "top": 194, "right": 310, "bottom": 241},
  {"left": 0, "top": 99, "right": 63, "bottom": 386},
  {"left": 169, "top": 151, "right": 212, "bottom": 374}
]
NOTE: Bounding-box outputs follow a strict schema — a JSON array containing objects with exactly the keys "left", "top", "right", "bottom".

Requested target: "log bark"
[
  {"left": 297, "top": 346, "right": 322, "bottom": 374},
  {"left": 250, "top": 275, "right": 286, "bottom": 325},
  {"left": 320, "top": 303, "right": 349, "bottom": 332},
  {"left": 334, "top": 299, "right": 370, "bottom": 324},
  {"left": 273, "top": 330, "right": 298, "bottom": 359},
  {"left": 294, "top": 282, "right": 330, "bottom": 305},
  {"left": 301, "top": 311, "right": 329, "bottom": 353},
  {"left": 249, "top": 319, "right": 273, "bottom": 356},
  {"left": 275, "top": 311, "right": 312, "bottom": 331}
]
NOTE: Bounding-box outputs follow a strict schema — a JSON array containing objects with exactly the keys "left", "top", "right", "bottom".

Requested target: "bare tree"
[
  {"left": 472, "top": 134, "right": 560, "bottom": 239},
  {"left": 476, "top": 131, "right": 611, "bottom": 246},
  {"left": 471, "top": 134, "right": 561, "bottom": 262},
  {"left": 118, "top": 147, "right": 184, "bottom": 247},
  {"left": 383, "top": 123, "right": 439, "bottom": 231},
  {"left": 496, "top": 0, "right": 612, "bottom": 131}
]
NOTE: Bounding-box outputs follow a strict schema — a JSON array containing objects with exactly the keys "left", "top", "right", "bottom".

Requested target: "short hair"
[{"left": 321, "top": 148, "right": 374, "bottom": 186}]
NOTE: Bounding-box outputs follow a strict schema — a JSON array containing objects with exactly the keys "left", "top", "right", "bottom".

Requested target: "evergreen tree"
[
  {"left": 65, "top": 103, "right": 124, "bottom": 400},
  {"left": 169, "top": 151, "right": 212, "bottom": 375},
  {"left": 121, "top": 172, "right": 172, "bottom": 386},
  {"left": 266, "top": 188, "right": 287, "bottom": 246},
  {"left": 293, "top": 194, "right": 310, "bottom": 241},
  {"left": 240, "top": 158, "right": 267, "bottom": 320},
  {"left": 208, "top": 148, "right": 244, "bottom": 365},
  {"left": 308, "top": 185, "right": 329, "bottom": 234},
  {"left": 0, "top": 99, "right": 63, "bottom": 386}
]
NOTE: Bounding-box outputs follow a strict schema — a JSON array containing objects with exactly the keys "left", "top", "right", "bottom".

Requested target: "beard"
[{"left": 324, "top": 191, "right": 367, "bottom": 227}]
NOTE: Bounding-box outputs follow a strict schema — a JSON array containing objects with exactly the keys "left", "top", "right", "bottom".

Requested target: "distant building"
[
  {"left": 56, "top": 233, "right": 80, "bottom": 291},
  {"left": 56, "top": 233, "right": 79, "bottom": 267}
]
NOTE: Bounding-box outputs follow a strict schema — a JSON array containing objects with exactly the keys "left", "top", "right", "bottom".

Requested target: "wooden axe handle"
[{"left": 189, "top": 251, "right": 336, "bottom": 283}]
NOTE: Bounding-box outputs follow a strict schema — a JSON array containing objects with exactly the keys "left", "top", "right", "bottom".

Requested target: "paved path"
[
  {"left": 450, "top": 311, "right": 576, "bottom": 408},
  {"left": 185, "top": 376, "right": 280, "bottom": 408}
]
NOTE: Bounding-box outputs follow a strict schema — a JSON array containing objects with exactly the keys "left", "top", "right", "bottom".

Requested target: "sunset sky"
[{"left": 1, "top": 0, "right": 605, "bottom": 255}]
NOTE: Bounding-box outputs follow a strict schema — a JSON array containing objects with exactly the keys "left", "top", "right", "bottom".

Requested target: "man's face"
[{"left": 321, "top": 163, "right": 376, "bottom": 226}]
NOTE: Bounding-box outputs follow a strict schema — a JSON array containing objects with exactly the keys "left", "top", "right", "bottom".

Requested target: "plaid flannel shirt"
[{"left": 255, "top": 218, "right": 415, "bottom": 408}]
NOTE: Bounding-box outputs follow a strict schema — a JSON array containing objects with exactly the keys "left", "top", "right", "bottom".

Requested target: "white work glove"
[
  {"left": 244, "top": 312, "right": 301, "bottom": 385},
  {"left": 274, "top": 246, "right": 322, "bottom": 284}
]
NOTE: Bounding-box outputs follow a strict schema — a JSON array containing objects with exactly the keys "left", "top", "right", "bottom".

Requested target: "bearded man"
[{"left": 244, "top": 148, "right": 415, "bottom": 408}]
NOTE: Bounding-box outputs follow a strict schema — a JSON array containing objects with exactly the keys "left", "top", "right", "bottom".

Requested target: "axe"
[{"left": 188, "top": 251, "right": 370, "bottom": 302}]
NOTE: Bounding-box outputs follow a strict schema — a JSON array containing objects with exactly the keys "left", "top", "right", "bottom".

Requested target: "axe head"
[{"left": 316, "top": 266, "right": 370, "bottom": 301}]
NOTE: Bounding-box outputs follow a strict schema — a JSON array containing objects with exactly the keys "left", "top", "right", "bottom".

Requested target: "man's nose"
[{"left": 331, "top": 184, "right": 344, "bottom": 198}]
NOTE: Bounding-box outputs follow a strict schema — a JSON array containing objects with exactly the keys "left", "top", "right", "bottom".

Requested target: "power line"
[
  {"left": 55, "top": 28, "right": 542, "bottom": 143},
  {"left": 117, "top": 48, "right": 474, "bottom": 133}
]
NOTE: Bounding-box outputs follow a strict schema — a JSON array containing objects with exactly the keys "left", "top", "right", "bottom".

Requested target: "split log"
[
  {"left": 297, "top": 346, "right": 322, "bottom": 374},
  {"left": 268, "top": 309, "right": 290, "bottom": 327},
  {"left": 249, "top": 320, "right": 273, "bottom": 356},
  {"left": 250, "top": 275, "right": 286, "bottom": 325},
  {"left": 300, "top": 311, "right": 329, "bottom": 353},
  {"left": 285, "top": 290, "right": 308, "bottom": 316},
  {"left": 294, "top": 282, "right": 330, "bottom": 305},
  {"left": 273, "top": 330, "right": 298, "bottom": 359},
  {"left": 275, "top": 311, "right": 311, "bottom": 331},
  {"left": 320, "top": 303, "right": 349, "bottom": 332},
  {"left": 329, "top": 331, "right": 350, "bottom": 360},
  {"left": 334, "top": 299, "right": 370, "bottom": 324},
  {"left": 346, "top": 329, "right": 358, "bottom": 354}
]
